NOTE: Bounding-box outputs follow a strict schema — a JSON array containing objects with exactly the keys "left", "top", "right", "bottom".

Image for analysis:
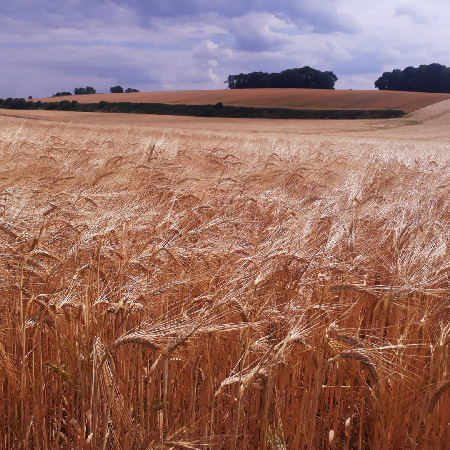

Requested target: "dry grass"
[{"left": 0, "top": 109, "right": 449, "bottom": 449}]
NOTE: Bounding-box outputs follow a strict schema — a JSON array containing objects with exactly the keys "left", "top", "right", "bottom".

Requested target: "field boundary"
[{"left": 0, "top": 99, "right": 406, "bottom": 119}]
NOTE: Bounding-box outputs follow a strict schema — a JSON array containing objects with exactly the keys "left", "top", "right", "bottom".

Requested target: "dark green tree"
[
  {"left": 2, "top": 98, "right": 28, "bottom": 109},
  {"left": 74, "top": 86, "right": 96, "bottom": 95},
  {"left": 125, "top": 88, "right": 140, "bottom": 93},
  {"left": 110, "top": 86, "right": 124, "bottom": 93},
  {"left": 375, "top": 64, "right": 450, "bottom": 93},
  {"left": 226, "top": 67, "right": 338, "bottom": 89}
]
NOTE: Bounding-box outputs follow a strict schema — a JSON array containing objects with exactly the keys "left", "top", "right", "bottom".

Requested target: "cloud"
[
  {"left": 0, "top": 43, "right": 223, "bottom": 97},
  {"left": 207, "top": 68, "right": 221, "bottom": 82},
  {"left": 229, "top": 13, "right": 293, "bottom": 52},
  {"left": 337, "top": 73, "right": 381, "bottom": 90},
  {"left": 395, "top": 4, "right": 436, "bottom": 24},
  {"left": 1, "top": 0, "right": 450, "bottom": 97},
  {"left": 114, "top": 0, "right": 359, "bottom": 33},
  {"left": 192, "top": 40, "right": 232, "bottom": 60}
]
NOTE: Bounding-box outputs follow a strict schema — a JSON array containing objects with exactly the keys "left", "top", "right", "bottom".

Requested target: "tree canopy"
[
  {"left": 375, "top": 63, "right": 450, "bottom": 93},
  {"left": 110, "top": 86, "right": 124, "bottom": 93},
  {"left": 74, "top": 86, "right": 96, "bottom": 95},
  {"left": 226, "top": 67, "right": 338, "bottom": 89}
]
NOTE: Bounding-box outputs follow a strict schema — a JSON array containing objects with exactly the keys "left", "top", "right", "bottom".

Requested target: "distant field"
[{"left": 39, "top": 88, "right": 450, "bottom": 113}]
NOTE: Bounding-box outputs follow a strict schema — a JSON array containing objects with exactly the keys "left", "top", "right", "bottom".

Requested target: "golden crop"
[{"left": 0, "top": 107, "right": 449, "bottom": 449}]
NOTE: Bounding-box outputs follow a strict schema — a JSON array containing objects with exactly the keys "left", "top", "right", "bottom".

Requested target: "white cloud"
[
  {"left": 207, "top": 68, "right": 221, "bottom": 82},
  {"left": 192, "top": 40, "right": 233, "bottom": 60},
  {"left": 229, "top": 13, "right": 293, "bottom": 52},
  {"left": 395, "top": 3, "right": 438, "bottom": 24},
  {"left": 2, "top": 0, "right": 450, "bottom": 96}
]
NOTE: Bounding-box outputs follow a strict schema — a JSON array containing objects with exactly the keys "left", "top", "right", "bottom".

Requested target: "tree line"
[
  {"left": 6, "top": 63, "right": 450, "bottom": 107},
  {"left": 0, "top": 97, "right": 404, "bottom": 119},
  {"left": 226, "top": 63, "right": 450, "bottom": 93},
  {"left": 226, "top": 67, "right": 338, "bottom": 89},
  {"left": 374, "top": 63, "right": 450, "bottom": 93},
  {"left": 52, "top": 86, "right": 140, "bottom": 97}
]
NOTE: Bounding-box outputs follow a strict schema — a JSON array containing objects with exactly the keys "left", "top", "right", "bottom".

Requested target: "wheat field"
[
  {"left": 38, "top": 88, "right": 450, "bottom": 113},
  {"left": 0, "top": 105, "right": 449, "bottom": 449}
]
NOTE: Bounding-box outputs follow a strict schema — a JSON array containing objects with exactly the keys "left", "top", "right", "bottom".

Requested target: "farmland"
[
  {"left": 1, "top": 97, "right": 450, "bottom": 448},
  {"left": 39, "top": 88, "right": 450, "bottom": 113}
]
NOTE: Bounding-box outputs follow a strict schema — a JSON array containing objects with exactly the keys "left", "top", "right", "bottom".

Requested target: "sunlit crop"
[{"left": 0, "top": 112, "right": 449, "bottom": 449}]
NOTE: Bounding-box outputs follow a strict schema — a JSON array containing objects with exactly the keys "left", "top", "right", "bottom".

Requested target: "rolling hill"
[{"left": 39, "top": 88, "right": 450, "bottom": 113}]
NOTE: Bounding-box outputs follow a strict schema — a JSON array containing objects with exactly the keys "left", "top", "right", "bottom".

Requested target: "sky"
[{"left": 1, "top": 0, "right": 450, "bottom": 98}]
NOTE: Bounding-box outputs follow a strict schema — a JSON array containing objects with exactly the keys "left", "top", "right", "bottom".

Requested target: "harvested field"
[
  {"left": 39, "top": 88, "right": 450, "bottom": 113},
  {"left": 0, "top": 100, "right": 450, "bottom": 448}
]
